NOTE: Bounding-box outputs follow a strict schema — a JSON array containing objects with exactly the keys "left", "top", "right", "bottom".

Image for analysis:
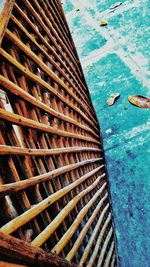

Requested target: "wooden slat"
[
  {"left": 0, "top": 144, "right": 101, "bottom": 156},
  {"left": 0, "top": 108, "right": 99, "bottom": 143},
  {"left": 0, "top": 158, "right": 102, "bottom": 196},
  {"left": 66, "top": 193, "right": 108, "bottom": 261},
  {"left": 0, "top": 165, "right": 104, "bottom": 234},
  {"left": 97, "top": 227, "right": 113, "bottom": 266},
  {"left": 87, "top": 218, "right": 112, "bottom": 267},
  {"left": 51, "top": 182, "right": 106, "bottom": 254},
  {"left": 0, "top": 0, "right": 15, "bottom": 45},
  {"left": 0, "top": 74, "right": 98, "bottom": 137},
  {"left": 79, "top": 206, "right": 110, "bottom": 266},
  {"left": 0, "top": 48, "right": 99, "bottom": 133}
]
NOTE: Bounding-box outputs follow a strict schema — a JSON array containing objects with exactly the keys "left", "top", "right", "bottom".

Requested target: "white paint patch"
[
  {"left": 125, "top": 121, "right": 150, "bottom": 139},
  {"left": 106, "top": 128, "right": 112, "bottom": 134},
  {"left": 81, "top": 40, "right": 115, "bottom": 67},
  {"left": 67, "top": 0, "right": 150, "bottom": 91}
]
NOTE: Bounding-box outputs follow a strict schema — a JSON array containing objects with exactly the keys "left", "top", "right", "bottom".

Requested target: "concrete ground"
[{"left": 63, "top": 1, "right": 150, "bottom": 266}]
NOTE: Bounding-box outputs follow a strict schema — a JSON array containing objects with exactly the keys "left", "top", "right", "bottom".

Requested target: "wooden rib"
[
  {"left": 50, "top": 183, "right": 106, "bottom": 254},
  {"left": 0, "top": 232, "right": 78, "bottom": 267},
  {"left": 0, "top": 166, "right": 104, "bottom": 234},
  {"left": 111, "top": 253, "right": 116, "bottom": 267},
  {"left": 79, "top": 206, "right": 110, "bottom": 266},
  {"left": 0, "top": 48, "right": 99, "bottom": 133},
  {"left": 10, "top": 13, "right": 92, "bottom": 112},
  {"left": 97, "top": 227, "right": 113, "bottom": 267},
  {"left": 0, "top": 108, "right": 99, "bottom": 144},
  {"left": 0, "top": 74, "right": 98, "bottom": 138},
  {"left": 0, "top": 261, "right": 27, "bottom": 267},
  {"left": 0, "top": 0, "right": 15, "bottom": 45},
  {"left": 104, "top": 241, "right": 115, "bottom": 267},
  {"left": 31, "top": 0, "right": 76, "bottom": 67},
  {"left": 5, "top": 29, "right": 97, "bottom": 125},
  {"left": 41, "top": 0, "right": 73, "bottom": 52},
  {"left": 0, "top": 145, "right": 101, "bottom": 156},
  {"left": 32, "top": 177, "right": 106, "bottom": 248},
  {"left": 0, "top": 158, "right": 102, "bottom": 196},
  {"left": 87, "top": 219, "right": 112, "bottom": 267},
  {"left": 22, "top": 0, "right": 82, "bottom": 78},
  {"left": 13, "top": 2, "right": 91, "bottom": 106},
  {"left": 66, "top": 193, "right": 108, "bottom": 261}
]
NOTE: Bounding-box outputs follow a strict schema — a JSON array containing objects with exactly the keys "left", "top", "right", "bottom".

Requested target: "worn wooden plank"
[{"left": 0, "top": 232, "right": 79, "bottom": 267}]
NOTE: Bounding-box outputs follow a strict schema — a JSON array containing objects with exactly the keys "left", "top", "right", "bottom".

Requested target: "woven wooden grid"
[{"left": 0, "top": 0, "right": 117, "bottom": 266}]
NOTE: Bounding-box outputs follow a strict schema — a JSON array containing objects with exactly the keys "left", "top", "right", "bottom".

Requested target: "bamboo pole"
[
  {"left": 0, "top": 108, "right": 99, "bottom": 144},
  {"left": 51, "top": 183, "right": 106, "bottom": 254},
  {"left": 0, "top": 158, "right": 102, "bottom": 196},
  {"left": 5, "top": 29, "right": 97, "bottom": 125},
  {"left": 66, "top": 193, "right": 108, "bottom": 261},
  {"left": 87, "top": 218, "right": 112, "bottom": 267},
  {"left": 97, "top": 227, "right": 113, "bottom": 267},
  {"left": 0, "top": 48, "right": 99, "bottom": 133},
  {"left": 79, "top": 206, "right": 110, "bottom": 266},
  {"left": 0, "top": 0, "right": 15, "bottom": 45},
  {"left": 0, "top": 166, "right": 104, "bottom": 234},
  {"left": 0, "top": 74, "right": 98, "bottom": 137},
  {"left": 0, "top": 144, "right": 101, "bottom": 156},
  {"left": 104, "top": 241, "right": 115, "bottom": 267}
]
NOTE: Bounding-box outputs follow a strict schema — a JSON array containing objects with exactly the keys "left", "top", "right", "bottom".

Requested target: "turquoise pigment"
[{"left": 63, "top": 1, "right": 150, "bottom": 266}]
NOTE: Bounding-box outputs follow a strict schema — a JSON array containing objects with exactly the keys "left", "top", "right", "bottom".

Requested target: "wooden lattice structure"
[{"left": 0, "top": 0, "right": 118, "bottom": 266}]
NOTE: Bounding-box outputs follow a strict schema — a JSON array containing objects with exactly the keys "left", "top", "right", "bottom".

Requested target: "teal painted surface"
[{"left": 63, "top": 1, "right": 150, "bottom": 266}]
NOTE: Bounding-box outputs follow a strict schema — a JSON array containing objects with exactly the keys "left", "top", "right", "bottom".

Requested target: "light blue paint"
[{"left": 63, "top": 1, "right": 150, "bottom": 266}]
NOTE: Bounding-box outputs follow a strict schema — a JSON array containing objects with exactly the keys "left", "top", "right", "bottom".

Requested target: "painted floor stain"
[{"left": 63, "top": 1, "right": 150, "bottom": 266}]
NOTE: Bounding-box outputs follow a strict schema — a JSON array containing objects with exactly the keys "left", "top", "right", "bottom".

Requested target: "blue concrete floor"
[{"left": 63, "top": 1, "right": 150, "bottom": 266}]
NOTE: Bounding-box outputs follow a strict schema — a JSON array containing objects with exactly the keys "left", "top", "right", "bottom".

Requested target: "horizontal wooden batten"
[
  {"left": 5, "top": 29, "right": 97, "bottom": 125},
  {"left": 22, "top": 0, "right": 82, "bottom": 79},
  {"left": 0, "top": 108, "right": 100, "bottom": 144},
  {"left": 97, "top": 227, "right": 113, "bottom": 266},
  {"left": 32, "top": 181, "right": 106, "bottom": 248},
  {"left": 0, "top": 75, "right": 99, "bottom": 138},
  {"left": 13, "top": 2, "right": 91, "bottom": 105},
  {"left": 10, "top": 13, "right": 92, "bottom": 112},
  {"left": 0, "top": 166, "right": 104, "bottom": 234},
  {"left": 50, "top": 182, "right": 107, "bottom": 254},
  {"left": 66, "top": 193, "right": 108, "bottom": 261},
  {"left": 0, "top": 145, "right": 101, "bottom": 156},
  {"left": 87, "top": 217, "right": 112, "bottom": 267},
  {"left": 104, "top": 241, "right": 115, "bottom": 267},
  {"left": 79, "top": 205, "right": 110, "bottom": 266},
  {"left": 0, "top": 48, "right": 100, "bottom": 133},
  {"left": 0, "top": 158, "right": 103, "bottom": 196}
]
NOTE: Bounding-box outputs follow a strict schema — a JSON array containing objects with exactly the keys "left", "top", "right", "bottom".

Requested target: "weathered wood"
[
  {"left": 0, "top": 75, "right": 98, "bottom": 137},
  {"left": 0, "top": 158, "right": 102, "bottom": 196},
  {"left": 66, "top": 193, "right": 108, "bottom": 261},
  {"left": 0, "top": 232, "right": 79, "bottom": 267},
  {"left": 0, "top": 144, "right": 101, "bottom": 156},
  {"left": 0, "top": 48, "right": 99, "bottom": 133},
  {"left": 51, "top": 182, "right": 106, "bottom": 254},
  {"left": 0, "top": 166, "right": 104, "bottom": 234},
  {"left": 0, "top": 261, "right": 26, "bottom": 267},
  {"left": 0, "top": 0, "right": 15, "bottom": 45},
  {"left": 0, "top": 108, "right": 99, "bottom": 143},
  {"left": 79, "top": 205, "right": 110, "bottom": 265}
]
